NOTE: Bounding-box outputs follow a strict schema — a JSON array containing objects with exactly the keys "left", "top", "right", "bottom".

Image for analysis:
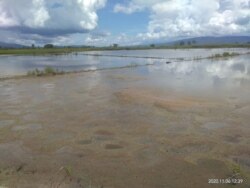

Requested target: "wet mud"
[{"left": 0, "top": 60, "right": 250, "bottom": 187}]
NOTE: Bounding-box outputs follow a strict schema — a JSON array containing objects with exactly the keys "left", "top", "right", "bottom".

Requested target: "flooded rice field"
[
  {"left": 0, "top": 49, "right": 250, "bottom": 187},
  {"left": 0, "top": 48, "right": 249, "bottom": 78},
  {"left": 81, "top": 48, "right": 250, "bottom": 59}
]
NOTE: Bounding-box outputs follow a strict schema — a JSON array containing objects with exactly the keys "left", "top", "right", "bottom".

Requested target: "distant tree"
[
  {"left": 150, "top": 44, "right": 155, "bottom": 48},
  {"left": 31, "top": 44, "right": 35, "bottom": 48},
  {"left": 113, "top": 43, "right": 118, "bottom": 48},
  {"left": 187, "top": 41, "right": 191, "bottom": 45},
  {"left": 44, "top": 44, "right": 54, "bottom": 48},
  {"left": 180, "top": 41, "right": 185, "bottom": 46}
]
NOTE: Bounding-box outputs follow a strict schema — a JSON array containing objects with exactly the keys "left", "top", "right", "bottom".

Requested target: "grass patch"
[
  {"left": 209, "top": 52, "right": 240, "bottom": 59},
  {"left": 231, "top": 163, "right": 242, "bottom": 175},
  {"left": 27, "top": 66, "right": 64, "bottom": 77},
  {"left": 0, "top": 48, "right": 92, "bottom": 56},
  {"left": 222, "top": 52, "right": 230, "bottom": 57}
]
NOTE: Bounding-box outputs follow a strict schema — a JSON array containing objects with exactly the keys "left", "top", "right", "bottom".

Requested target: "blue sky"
[
  {"left": 0, "top": 0, "right": 249, "bottom": 46},
  {"left": 98, "top": 1, "right": 148, "bottom": 35}
]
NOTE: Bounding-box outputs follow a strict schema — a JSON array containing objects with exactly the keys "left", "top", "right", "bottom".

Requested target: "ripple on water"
[
  {"left": 133, "top": 147, "right": 162, "bottom": 167},
  {"left": 0, "top": 142, "right": 30, "bottom": 166},
  {"left": 0, "top": 120, "right": 15, "bottom": 128},
  {"left": 94, "top": 130, "right": 115, "bottom": 141},
  {"left": 22, "top": 113, "right": 38, "bottom": 121},
  {"left": 105, "top": 144, "right": 124, "bottom": 150},
  {"left": 5, "top": 109, "right": 21, "bottom": 116},
  {"left": 42, "top": 83, "right": 55, "bottom": 89},
  {"left": 201, "top": 122, "right": 228, "bottom": 130},
  {"left": 11, "top": 124, "right": 42, "bottom": 131},
  {"left": 223, "top": 135, "right": 241, "bottom": 143},
  {"left": 77, "top": 139, "right": 92, "bottom": 145},
  {"left": 170, "top": 142, "right": 213, "bottom": 155},
  {"left": 234, "top": 105, "right": 250, "bottom": 116},
  {"left": 47, "top": 132, "right": 75, "bottom": 143},
  {"left": 232, "top": 156, "right": 250, "bottom": 170}
]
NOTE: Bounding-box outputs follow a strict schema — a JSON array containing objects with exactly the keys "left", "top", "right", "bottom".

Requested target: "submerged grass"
[
  {"left": 24, "top": 63, "right": 150, "bottom": 78},
  {"left": 0, "top": 62, "right": 155, "bottom": 81},
  {"left": 27, "top": 66, "right": 65, "bottom": 77},
  {"left": 209, "top": 52, "right": 240, "bottom": 59}
]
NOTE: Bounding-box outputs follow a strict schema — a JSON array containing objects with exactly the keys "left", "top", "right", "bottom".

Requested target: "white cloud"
[
  {"left": 0, "top": 0, "right": 49, "bottom": 28},
  {"left": 114, "top": 3, "right": 143, "bottom": 14},
  {"left": 84, "top": 32, "right": 142, "bottom": 46},
  {"left": 115, "top": 0, "right": 250, "bottom": 40},
  {"left": 114, "top": 0, "right": 166, "bottom": 14},
  {"left": 0, "top": 0, "right": 106, "bottom": 32}
]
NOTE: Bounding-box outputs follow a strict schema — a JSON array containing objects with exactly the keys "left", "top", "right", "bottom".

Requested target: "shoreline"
[{"left": 0, "top": 46, "right": 249, "bottom": 56}]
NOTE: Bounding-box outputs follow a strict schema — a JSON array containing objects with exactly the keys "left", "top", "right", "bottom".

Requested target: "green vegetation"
[
  {"left": 209, "top": 52, "right": 240, "bottom": 59},
  {"left": 44, "top": 44, "right": 54, "bottom": 48},
  {"left": 25, "top": 63, "right": 150, "bottom": 78},
  {"left": 0, "top": 47, "right": 93, "bottom": 55},
  {"left": 112, "top": 43, "right": 118, "bottom": 48},
  {"left": 179, "top": 41, "right": 185, "bottom": 46},
  {"left": 222, "top": 52, "right": 230, "bottom": 57},
  {"left": 129, "top": 62, "right": 139, "bottom": 67},
  {"left": 27, "top": 66, "right": 64, "bottom": 77},
  {"left": 226, "top": 160, "right": 250, "bottom": 181},
  {"left": 0, "top": 43, "right": 249, "bottom": 56},
  {"left": 63, "top": 166, "right": 72, "bottom": 177},
  {"left": 231, "top": 163, "right": 242, "bottom": 175}
]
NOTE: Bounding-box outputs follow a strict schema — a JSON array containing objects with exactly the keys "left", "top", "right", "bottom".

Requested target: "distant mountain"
[
  {"left": 0, "top": 41, "right": 26, "bottom": 48},
  {"left": 164, "top": 36, "right": 250, "bottom": 46},
  {"left": 1, "top": 36, "right": 250, "bottom": 49}
]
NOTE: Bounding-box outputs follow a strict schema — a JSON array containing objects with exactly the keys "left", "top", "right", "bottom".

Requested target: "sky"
[{"left": 0, "top": 0, "right": 249, "bottom": 46}]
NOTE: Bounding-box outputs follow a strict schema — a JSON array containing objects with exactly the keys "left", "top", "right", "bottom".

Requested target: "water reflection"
[
  {"left": 0, "top": 48, "right": 249, "bottom": 78},
  {"left": 82, "top": 48, "right": 250, "bottom": 60},
  {"left": 231, "top": 63, "right": 246, "bottom": 73},
  {"left": 144, "top": 55, "right": 250, "bottom": 98},
  {"left": 148, "top": 55, "right": 249, "bottom": 80},
  {"left": 0, "top": 54, "right": 153, "bottom": 78}
]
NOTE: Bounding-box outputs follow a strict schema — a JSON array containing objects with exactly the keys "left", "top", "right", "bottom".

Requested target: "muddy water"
[{"left": 0, "top": 54, "right": 250, "bottom": 187}]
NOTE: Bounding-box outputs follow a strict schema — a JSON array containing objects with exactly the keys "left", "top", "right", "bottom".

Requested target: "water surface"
[
  {"left": 0, "top": 48, "right": 249, "bottom": 78},
  {"left": 0, "top": 49, "right": 250, "bottom": 187}
]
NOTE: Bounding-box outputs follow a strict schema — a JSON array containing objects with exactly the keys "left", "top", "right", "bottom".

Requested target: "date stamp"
[{"left": 208, "top": 178, "right": 243, "bottom": 184}]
